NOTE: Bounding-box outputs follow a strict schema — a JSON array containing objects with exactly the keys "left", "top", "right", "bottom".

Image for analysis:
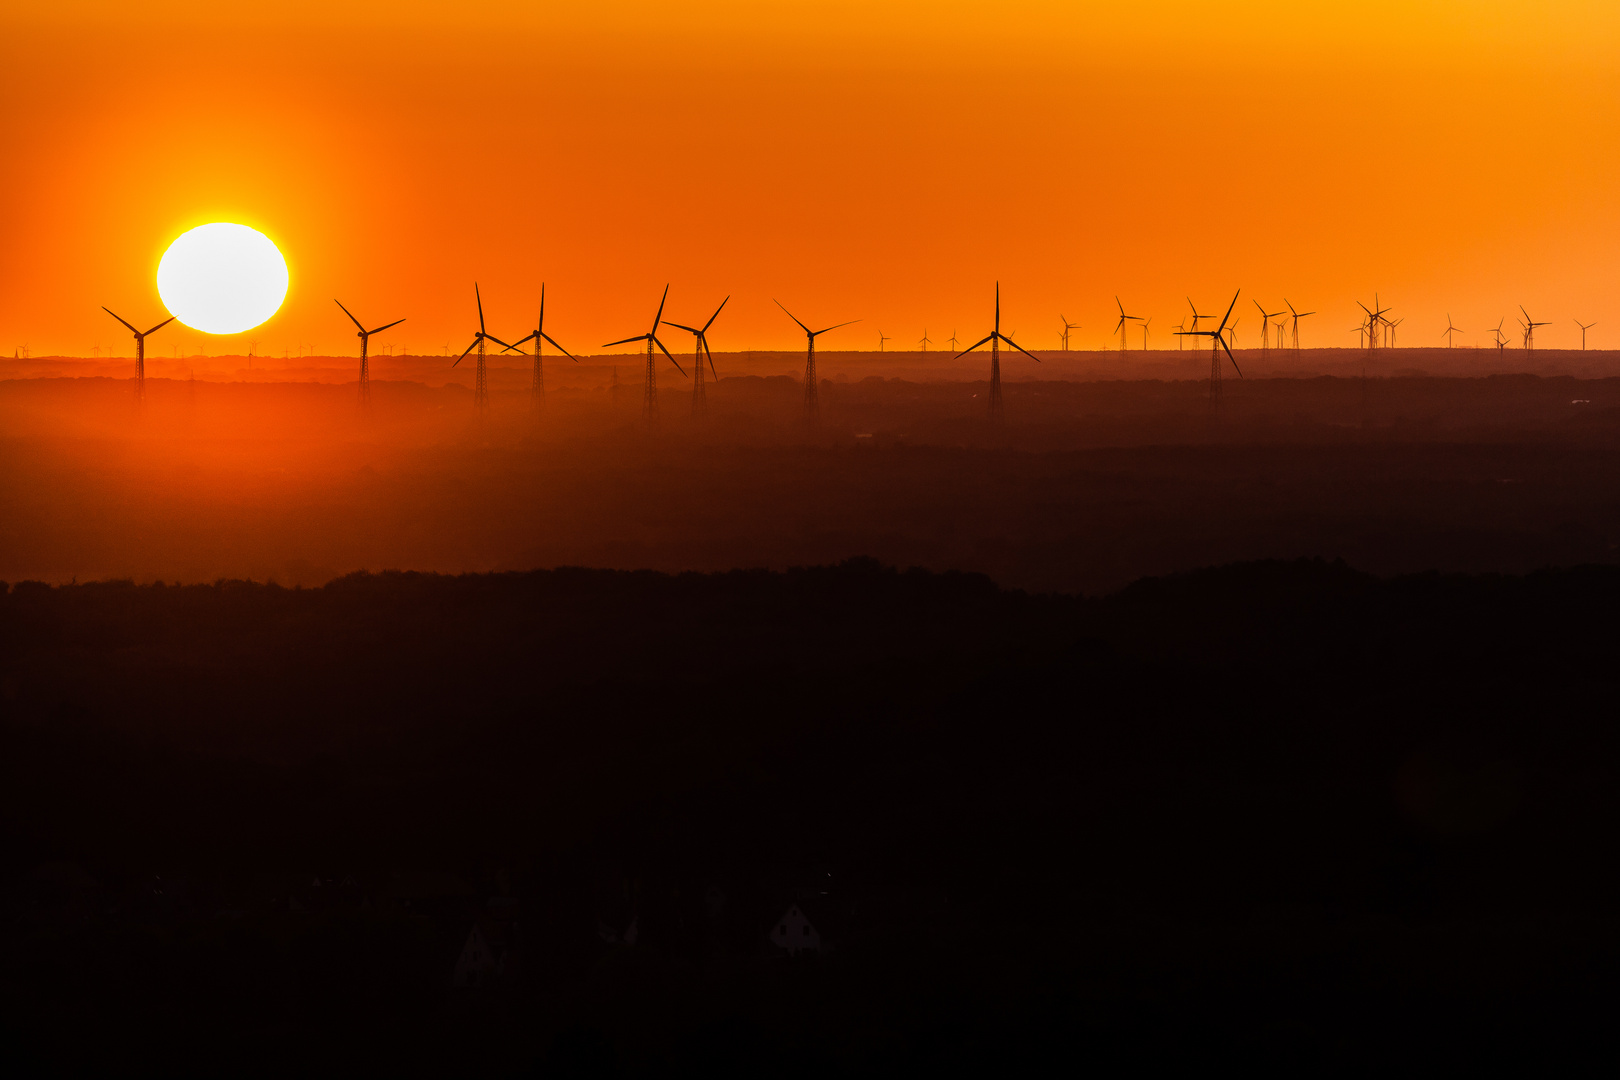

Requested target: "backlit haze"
[{"left": 2, "top": 1, "right": 1617, "bottom": 356}]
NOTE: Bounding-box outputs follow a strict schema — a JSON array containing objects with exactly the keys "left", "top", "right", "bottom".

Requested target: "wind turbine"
[
  {"left": 1187, "top": 297, "right": 1213, "bottom": 333},
  {"left": 1252, "top": 300, "right": 1286, "bottom": 353},
  {"left": 1060, "top": 315, "right": 1080, "bottom": 351},
  {"left": 1141, "top": 316, "right": 1152, "bottom": 351},
  {"left": 955, "top": 282, "right": 1041, "bottom": 420},
  {"left": 335, "top": 300, "right": 404, "bottom": 406},
  {"left": 1283, "top": 300, "right": 1314, "bottom": 351},
  {"left": 1576, "top": 319, "right": 1596, "bottom": 350},
  {"left": 1519, "top": 305, "right": 1549, "bottom": 352},
  {"left": 1441, "top": 315, "right": 1463, "bottom": 348},
  {"left": 775, "top": 300, "right": 858, "bottom": 424},
  {"left": 662, "top": 295, "right": 728, "bottom": 417},
  {"left": 947, "top": 331, "right": 960, "bottom": 350},
  {"left": 1175, "top": 290, "right": 1241, "bottom": 405},
  {"left": 1171, "top": 317, "right": 1186, "bottom": 350},
  {"left": 1113, "top": 297, "right": 1143, "bottom": 352},
  {"left": 102, "top": 307, "right": 176, "bottom": 403},
  {"left": 877, "top": 331, "right": 890, "bottom": 352},
  {"left": 500, "top": 284, "right": 576, "bottom": 414},
  {"left": 605, "top": 285, "right": 686, "bottom": 424},
  {"left": 919, "top": 329, "right": 933, "bottom": 353},
  {"left": 452, "top": 284, "right": 520, "bottom": 414},
  {"left": 1356, "top": 296, "right": 1391, "bottom": 350}
]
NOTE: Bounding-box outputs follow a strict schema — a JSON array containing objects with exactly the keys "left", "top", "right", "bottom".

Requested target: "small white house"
[{"left": 770, "top": 904, "right": 821, "bottom": 956}]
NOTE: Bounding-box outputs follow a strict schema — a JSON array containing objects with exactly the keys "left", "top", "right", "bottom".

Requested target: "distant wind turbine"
[
  {"left": 335, "top": 299, "right": 404, "bottom": 407},
  {"left": 1575, "top": 319, "right": 1596, "bottom": 350},
  {"left": 500, "top": 284, "right": 577, "bottom": 415},
  {"left": 919, "top": 329, "right": 932, "bottom": 353},
  {"left": 452, "top": 284, "right": 520, "bottom": 415},
  {"left": 956, "top": 282, "right": 1041, "bottom": 420},
  {"left": 1519, "top": 305, "right": 1549, "bottom": 352},
  {"left": 662, "top": 295, "right": 728, "bottom": 417},
  {"left": 1176, "top": 290, "right": 1241, "bottom": 405},
  {"left": 1060, "top": 315, "right": 1080, "bottom": 351},
  {"left": 877, "top": 330, "right": 890, "bottom": 352},
  {"left": 102, "top": 306, "right": 176, "bottom": 404},
  {"left": 1113, "top": 297, "right": 1143, "bottom": 352},
  {"left": 605, "top": 285, "right": 686, "bottom": 424},
  {"left": 775, "top": 300, "right": 857, "bottom": 425},
  {"left": 1283, "top": 299, "right": 1314, "bottom": 351},
  {"left": 1441, "top": 314, "right": 1463, "bottom": 348}
]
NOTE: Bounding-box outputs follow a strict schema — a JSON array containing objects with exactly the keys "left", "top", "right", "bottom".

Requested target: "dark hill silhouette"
[{"left": 1, "top": 559, "right": 1617, "bottom": 1073}]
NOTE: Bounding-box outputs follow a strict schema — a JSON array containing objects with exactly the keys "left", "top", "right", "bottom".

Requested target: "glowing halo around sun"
[{"left": 156, "top": 223, "right": 288, "bottom": 334}]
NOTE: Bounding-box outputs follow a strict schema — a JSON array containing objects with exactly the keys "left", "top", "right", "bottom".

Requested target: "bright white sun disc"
[{"left": 157, "top": 223, "right": 288, "bottom": 334}]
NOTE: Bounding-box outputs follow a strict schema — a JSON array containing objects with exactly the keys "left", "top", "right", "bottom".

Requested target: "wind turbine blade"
[
  {"left": 475, "top": 283, "right": 485, "bottom": 334},
  {"left": 453, "top": 338, "right": 478, "bottom": 366},
  {"left": 813, "top": 319, "right": 860, "bottom": 335},
  {"left": 704, "top": 337, "right": 718, "bottom": 379},
  {"left": 102, "top": 307, "right": 140, "bottom": 335},
  {"left": 652, "top": 283, "right": 669, "bottom": 333},
  {"left": 485, "top": 335, "right": 518, "bottom": 351},
  {"left": 538, "top": 283, "right": 545, "bottom": 333},
  {"left": 703, "top": 295, "right": 730, "bottom": 332},
  {"left": 603, "top": 335, "right": 647, "bottom": 348},
  {"left": 539, "top": 332, "right": 575, "bottom": 360},
  {"left": 140, "top": 316, "right": 177, "bottom": 336},
  {"left": 997, "top": 333, "right": 1042, "bottom": 362},
  {"left": 664, "top": 322, "right": 700, "bottom": 334},
  {"left": 955, "top": 334, "right": 995, "bottom": 358},
  {"left": 1218, "top": 290, "right": 1240, "bottom": 333},
  {"left": 368, "top": 318, "right": 406, "bottom": 335},
  {"left": 1220, "top": 335, "right": 1242, "bottom": 377},
  {"left": 335, "top": 299, "right": 366, "bottom": 332},
  {"left": 774, "top": 299, "right": 812, "bottom": 334},
  {"left": 509, "top": 331, "right": 538, "bottom": 349},
  {"left": 652, "top": 334, "right": 686, "bottom": 376}
]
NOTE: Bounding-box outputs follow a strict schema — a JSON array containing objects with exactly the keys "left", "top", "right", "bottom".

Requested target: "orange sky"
[{"left": 3, "top": 1, "right": 1618, "bottom": 358}]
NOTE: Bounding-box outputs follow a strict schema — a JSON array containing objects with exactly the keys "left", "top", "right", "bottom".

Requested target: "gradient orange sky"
[{"left": 3, "top": 1, "right": 1617, "bottom": 357}]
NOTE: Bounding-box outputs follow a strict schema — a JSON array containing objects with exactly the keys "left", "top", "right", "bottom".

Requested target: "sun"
[{"left": 156, "top": 223, "right": 288, "bottom": 335}]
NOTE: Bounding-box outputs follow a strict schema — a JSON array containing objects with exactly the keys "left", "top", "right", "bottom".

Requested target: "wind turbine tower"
[
  {"left": 1113, "top": 297, "right": 1143, "bottom": 352},
  {"left": 335, "top": 300, "right": 404, "bottom": 406},
  {"left": 1175, "top": 290, "right": 1242, "bottom": 406},
  {"left": 1442, "top": 315, "right": 1463, "bottom": 348},
  {"left": 663, "top": 296, "right": 728, "bottom": 417},
  {"left": 775, "top": 300, "right": 858, "bottom": 425},
  {"left": 955, "top": 282, "right": 1041, "bottom": 421},
  {"left": 503, "top": 284, "right": 577, "bottom": 415},
  {"left": 1283, "top": 300, "right": 1314, "bottom": 351},
  {"left": 1576, "top": 320, "right": 1596, "bottom": 350},
  {"left": 452, "top": 284, "right": 520, "bottom": 415},
  {"left": 1060, "top": 316, "right": 1080, "bottom": 351},
  {"left": 604, "top": 285, "right": 686, "bottom": 425},
  {"left": 102, "top": 307, "right": 176, "bottom": 403},
  {"left": 919, "top": 329, "right": 932, "bottom": 353},
  {"left": 1519, "top": 306, "right": 1549, "bottom": 352},
  {"left": 1253, "top": 301, "right": 1286, "bottom": 353}
]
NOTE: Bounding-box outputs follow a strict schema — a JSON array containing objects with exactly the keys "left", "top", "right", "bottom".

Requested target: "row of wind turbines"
[{"left": 98, "top": 284, "right": 1602, "bottom": 423}]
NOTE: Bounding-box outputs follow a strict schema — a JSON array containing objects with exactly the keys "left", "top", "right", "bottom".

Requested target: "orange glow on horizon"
[{"left": 3, "top": 1, "right": 1618, "bottom": 359}]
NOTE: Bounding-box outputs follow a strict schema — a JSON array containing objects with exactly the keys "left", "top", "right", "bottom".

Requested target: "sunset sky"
[{"left": 3, "top": 1, "right": 1617, "bottom": 357}]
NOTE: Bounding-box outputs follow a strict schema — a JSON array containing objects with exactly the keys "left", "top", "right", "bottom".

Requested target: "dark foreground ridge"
[{"left": 2, "top": 560, "right": 1617, "bottom": 1074}]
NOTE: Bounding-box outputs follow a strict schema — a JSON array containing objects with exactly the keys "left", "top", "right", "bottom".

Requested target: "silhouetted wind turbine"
[
  {"left": 453, "top": 284, "right": 520, "bottom": 414},
  {"left": 1141, "top": 316, "right": 1152, "bottom": 351},
  {"left": 1283, "top": 299, "right": 1314, "bottom": 351},
  {"left": 1171, "top": 318, "right": 1186, "bottom": 350},
  {"left": 775, "top": 300, "right": 857, "bottom": 424},
  {"left": 1519, "top": 305, "right": 1549, "bottom": 352},
  {"left": 1187, "top": 297, "right": 1212, "bottom": 333},
  {"left": 335, "top": 300, "right": 404, "bottom": 407},
  {"left": 877, "top": 331, "right": 890, "bottom": 352},
  {"left": 1175, "top": 290, "right": 1241, "bottom": 405},
  {"left": 102, "top": 307, "right": 176, "bottom": 404},
  {"left": 1575, "top": 319, "right": 1596, "bottom": 350},
  {"left": 1252, "top": 300, "right": 1286, "bottom": 352},
  {"left": 605, "top": 285, "right": 685, "bottom": 424},
  {"left": 919, "top": 329, "right": 932, "bottom": 353},
  {"left": 956, "top": 282, "right": 1040, "bottom": 421},
  {"left": 1113, "top": 297, "right": 1143, "bottom": 352},
  {"left": 947, "top": 331, "right": 960, "bottom": 350},
  {"left": 662, "top": 295, "right": 728, "bottom": 417},
  {"left": 500, "top": 284, "right": 576, "bottom": 414},
  {"left": 1060, "top": 315, "right": 1080, "bottom": 351},
  {"left": 1441, "top": 314, "right": 1463, "bottom": 348},
  {"left": 1356, "top": 296, "right": 1391, "bottom": 350}
]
